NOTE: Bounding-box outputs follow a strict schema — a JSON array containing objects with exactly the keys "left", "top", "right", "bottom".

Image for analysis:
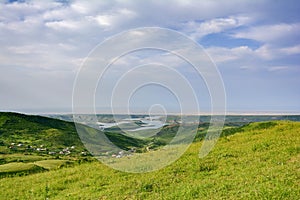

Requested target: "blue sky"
[{"left": 0, "top": 0, "right": 299, "bottom": 114}]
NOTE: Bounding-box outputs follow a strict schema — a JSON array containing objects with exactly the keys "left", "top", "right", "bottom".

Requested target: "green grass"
[
  {"left": 0, "top": 162, "right": 37, "bottom": 173},
  {"left": 0, "top": 162, "right": 46, "bottom": 178},
  {"left": 0, "top": 112, "right": 86, "bottom": 154},
  {"left": 0, "top": 120, "right": 299, "bottom": 199},
  {"left": 0, "top": 154, "right": 45, "bottom": 164},
  {"left": 34, "top": 160, "right": 71, "bottom": 170},
  {"left": 0, "top": 159, "right": 72, "bottom": 177},
  {"left": 0, "top": 112, "right": 155, "bottom": 159}
]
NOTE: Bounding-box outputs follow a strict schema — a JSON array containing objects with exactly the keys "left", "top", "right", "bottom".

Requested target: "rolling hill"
[
  {"left": 0, "top": 119, "right": 299, "bottom": 199},
  {"left": 0, "top": 112, "right": 149, "bottom": 157},
  {"left": 0, "top": 112, "right": 153, "bottom": 176}
]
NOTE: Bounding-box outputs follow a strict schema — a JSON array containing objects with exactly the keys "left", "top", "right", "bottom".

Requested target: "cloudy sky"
[{"left": 0, "top": 0, "right": 299, "bottom": 114}]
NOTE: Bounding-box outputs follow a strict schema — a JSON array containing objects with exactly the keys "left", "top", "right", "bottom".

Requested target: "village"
[
  {"left": 8, "top": 142, "right": 88, "bottom": 156},
  {"left": 6, "top": 142, "right": 140, "bottom": 159}
]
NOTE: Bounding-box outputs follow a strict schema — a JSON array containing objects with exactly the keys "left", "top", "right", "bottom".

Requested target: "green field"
[{"left": 0, "top": 118, "right": 299, "bottom": 199}]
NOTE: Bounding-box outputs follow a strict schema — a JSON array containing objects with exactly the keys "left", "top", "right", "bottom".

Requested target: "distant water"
[
  {"left": 45, "top": 114, "right": 300, "bottom": 129},
  {"left": 97, "top": 116, "right": 166, "bottom": 131}
]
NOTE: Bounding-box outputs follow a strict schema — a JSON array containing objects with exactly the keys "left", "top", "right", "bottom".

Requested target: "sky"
[{"left": 0, "top": 0, "right": 300, "bottom": 114}]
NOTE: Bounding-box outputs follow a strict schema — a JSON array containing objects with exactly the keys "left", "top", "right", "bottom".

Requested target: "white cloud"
[
  {"left": 239, "top": 65, "right": 256, "bottom": 71},
  {"left": 255, "top": 44, "right": 300, "bottom": 60},
  {"left": 267, "top": 66, "right": 290, "bottom": 72},
  {"left": 233, "top": 23, "right": 300, "bottom": 45},
  {"left": 7, "top": 44, "right": 48, "bottom": 54},
  {"left": 180, "top": 15, "right": 250, "bottom": 40},
  {"left": 0, "top": 0, "right": 299, "bottom": 112},
  {"left": 206, "top": 46, "right": 257, "bottom": 64},
  {"left": 45, "top": 20, "right": 81, "bottom": 30},
  {"left": 92, "top": 8, "right": 137, "bottom": 29},
  {"left": 206, "top": 47, "right": 238, "bottom": 63},
  {"left": 94, "top": 15, "right": 111, "bottom": 26},
  {"left": 280, "top": 44, "right": 300, "bottom": 55},
  {"left": 71, "top": 1, "right": 91, "bottom": 14},
  {"left": 207, "top": 43, "right": 300, "bottom": 64},
  {"left": 182, "top": 18, "right": 239, "bottom": 40},
  {"left": 255, "top": 45, "right": 274, "bottom": 60}
]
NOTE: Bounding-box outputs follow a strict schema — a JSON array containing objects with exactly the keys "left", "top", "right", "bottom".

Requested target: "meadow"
[{"left": 0, "top": 117, "right": 299, "bottom": 199}]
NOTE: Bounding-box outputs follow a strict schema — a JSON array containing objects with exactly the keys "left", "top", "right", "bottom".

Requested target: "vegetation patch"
[
  {"left": 34, "top": 160, "right": 71, "bottom": 170},
  {"left": 0, "top": 112, "right": 299, "bottom": 199},
  {"left": 0, "top": 162, "right": 46, "bottom": 177}
]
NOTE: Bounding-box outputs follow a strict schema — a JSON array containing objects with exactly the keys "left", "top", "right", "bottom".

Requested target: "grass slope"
[
  {"left": 0, "top": 112, "right": 148, "bottom": 157},
  {"left": 0, "top": 112, "right": 152, "bottom": 178},
  {"left": 0, "top": 112, "right": 85, "bottom": 152},
  {"left": 0, "top": 120, "right": 299, "bottom": 199}
]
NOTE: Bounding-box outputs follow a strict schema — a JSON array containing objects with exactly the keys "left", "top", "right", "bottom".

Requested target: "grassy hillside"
[
  {"left": 0, "top": 112, "right": 149, "bottom": 156},
  {"left": 0, "top": 112, "right": 85, "bottom": 152},
  {"left": 0, "top": 120, "right": 299, "bottom": 199},
  {"left": 0, "top": 112, "right": 154, "bottom": 178}
]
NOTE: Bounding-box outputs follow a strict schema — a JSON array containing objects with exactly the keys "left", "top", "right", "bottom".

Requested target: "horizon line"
[{"left": 1, "top": 110, "right": 300, "bottom": 116}]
